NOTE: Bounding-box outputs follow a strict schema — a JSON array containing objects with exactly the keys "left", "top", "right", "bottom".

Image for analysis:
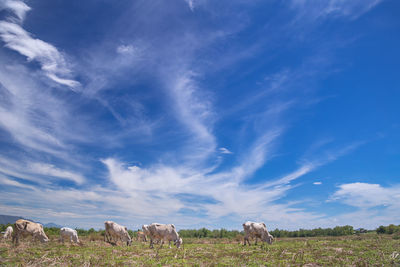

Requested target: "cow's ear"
[{"left": 124, "top": 227, "right": 127, "bottom": 230}]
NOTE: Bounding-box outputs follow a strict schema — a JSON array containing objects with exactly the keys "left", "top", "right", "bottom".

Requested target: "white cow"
[
  {"left": 104, "top": 221, "right": 132, "bottom": 246},
  {"left": 3, "top": 226, "right": 13, "bottom": 239},
  {"left": 12, "top": 219, "right": 49, "bottom": 245},
  {"left": 148, "top": 223, "right": 182, "bottom": 248},
  {"left": 243, "top": 221, "right": 274, "bottom": 246},
  {"left": 60, "top": 227, "right": 80, "bottom": 244}
]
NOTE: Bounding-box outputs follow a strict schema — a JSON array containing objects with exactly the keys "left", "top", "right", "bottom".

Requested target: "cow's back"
[{"left": 15, "top": 219, "right": 41, "bottom": 233}]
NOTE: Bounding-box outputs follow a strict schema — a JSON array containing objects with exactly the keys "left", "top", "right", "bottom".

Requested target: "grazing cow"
[
  {"left": 137, "top": 231, "right": 147, "bottom": 242},
  {"left": 142, "top": 224, "right": 150, "bottom": 236},
  {"left": 3, "top": 226, "right": 13, "bottom": 239},
  {"left": 148, "top": 223, "right": 182, "bottom": 248},
  {"left": 60, "top": 227, "right": 80, "bottom": 244},
  {"left": 242, "top": 221, "right": 274, "bottom": 246},
  {"left": 104, "top": 221, "right": 132, "bottom": 246},
  {"left": 12, "top": 219, "right": 49, "bottom": 245}
]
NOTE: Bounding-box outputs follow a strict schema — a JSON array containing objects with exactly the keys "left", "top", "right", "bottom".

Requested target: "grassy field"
[{"left": 1, "top": 234, "right": 400, "bottom": 266}]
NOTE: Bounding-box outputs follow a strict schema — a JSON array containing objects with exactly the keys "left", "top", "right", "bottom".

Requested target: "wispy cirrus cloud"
[
  {"left": 165, "top": 71, "right": 217, "bottom": 163},
  {"left": 0, "top": 1, "right": 80, "bottom": 89},
  {"left": 0, "top": 157, "right": 85, "bottom": 185},
  {"left": 184, "top": 0, "right": 195, "bottom": 11},
  {"left": 290, "top": 0, "right": 384, "bottom": 20},
  {"left": 0, "top": 0, "right": 30, "bottom": 21}
]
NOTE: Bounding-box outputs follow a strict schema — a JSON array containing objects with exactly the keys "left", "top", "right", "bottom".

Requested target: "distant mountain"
[
  {"left": 0, "top": 214, "right": 24, "bottom": 225},
  {"left": 44, "top": 222, "right": 62, "bottom": 228},
  {"left": 0, "top": 214, "right": 62, "bottom": 228}
]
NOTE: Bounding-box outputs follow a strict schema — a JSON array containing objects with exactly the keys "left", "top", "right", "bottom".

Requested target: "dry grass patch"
[{"left": 0, "top": 234, "right": 399, "bottom": 266}]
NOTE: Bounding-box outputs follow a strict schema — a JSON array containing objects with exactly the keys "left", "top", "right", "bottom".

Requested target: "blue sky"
[{"left": 0, "top": 0, "right": 399, "bottom": 230}]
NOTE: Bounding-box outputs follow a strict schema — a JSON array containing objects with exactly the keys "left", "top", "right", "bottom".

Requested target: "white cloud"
[
  {"left": 313, "top": 181, "right": 322, "bottom": 185},
  {"left": 219, "top": 147, "right": 233, "bottom": 154},
  {"left": 291, "top": 0, "right": 383, "bottom": 20},
  {"left": 323, "top": 182, "right": 400, "bottom": 229},
  {"left": 0, "top": 174, "right": 36, "bottom": 190},
  {"left": 0, "top": 2, "right": 80, "bottom": 89},
  {"left": 116, "top": 44, "right": 136, "bottom": 55},
  {"left": 29, "top": 163, "right": 85, "bottom": 185},
  {"left": 330, "top": 182, "right": 400, "bottom": 208},
  {"left": 0, "top": 0, "right": 31, "bottom": 22},
  {"left": 0, "top": 157, "right": 85, "bottom": 185},
  {"left": 263, "top": 164, "right": 315, "bottom": 188},
  {"left": 185, "top": 0, "right": 194, "bottom": 11},
  {"left": 166, "top": 71, "right": 216, "bottom": 162}
]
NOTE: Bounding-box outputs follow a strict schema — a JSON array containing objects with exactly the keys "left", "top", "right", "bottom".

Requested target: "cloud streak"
[
  {"left": 0, "top": 1, "right": 80, "bottom": 89},
  {"left": 290, "top": 0, "right": 383, "bottom": 20}
]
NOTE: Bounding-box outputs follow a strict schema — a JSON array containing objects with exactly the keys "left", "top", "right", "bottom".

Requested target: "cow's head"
[
  {"left": 261, "top": 231, "right": 274, "bottom": 245},
  {"left": 125, "top": 235, "right": 132, "bottom": 246},
  {"left": 38, "top": 231, "right": 49, "bottom": 243},
  {"left": 265, "top": 234, "right": 274, "bottom": 245},
  {"left": 174, "top": 238, "right": 183, "bottom": 248},
  {"left": 123, "top": 227, "right": 132, "bottom": 246}
]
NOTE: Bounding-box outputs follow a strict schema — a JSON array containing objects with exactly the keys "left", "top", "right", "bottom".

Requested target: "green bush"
[{"left": 376, "top": 224, "right": 400, "bottom": 235}]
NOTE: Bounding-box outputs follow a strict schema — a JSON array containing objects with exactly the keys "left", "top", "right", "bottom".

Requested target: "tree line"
[
  {"left": 376, "top": 224, "right": 400, "bottom": 235},
  {"left": 2, "top": 224, "right": 400, "bottom": 238},
  {"left": 178, "top": 226, "right": 356, "bottom": 238},
  {"left": 270, "top": 225, "right": 356, "bottom": 237}
]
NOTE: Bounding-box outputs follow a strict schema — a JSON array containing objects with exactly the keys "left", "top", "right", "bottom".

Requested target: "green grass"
[{"left": 1, "top": 234, "right": 399, "bottom": 266}]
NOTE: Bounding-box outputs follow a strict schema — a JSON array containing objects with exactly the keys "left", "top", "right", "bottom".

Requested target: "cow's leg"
[
  {"left": 168, "top": 240, "right": 171, "bottom": 248},
  {"left": 255, "top": 237, "right": 258, "bottom": 245},
  {"left": 244, "top": 235, "right": 251, "bottom": 246},
  {"left": 160, "top": 239, "right": 164, "bottom": 248},
  {"left": 105, "top": 232, "right": 112, "bottom": 244},
  {"left": 12, "top": 232, "right": 18, "bottom": 245},
  {"left": 150, "top": 238, "right": 154, "bottom": 248},
  {"left": 105, "top": 232, "right": 112, "bottom": 243}
]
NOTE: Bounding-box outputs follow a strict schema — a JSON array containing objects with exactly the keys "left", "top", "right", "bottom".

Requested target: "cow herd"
[{"left": 2, "top": 219, "right": 274, "bottom": 248}]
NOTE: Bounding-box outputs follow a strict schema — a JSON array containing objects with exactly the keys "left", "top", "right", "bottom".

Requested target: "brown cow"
[
  {"left": 12, "top": 219, "right": 49, "bottom": 245},
  {"left": 137, "top": 231, "right": 147, "bottom": 242},
  {"left": 104, "top": 221, "right": 132, "bottom": 246}
]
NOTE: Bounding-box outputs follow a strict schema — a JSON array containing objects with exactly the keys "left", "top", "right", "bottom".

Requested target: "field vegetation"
[{"left": 1, "top": 224, "right": 400, "bottom": 266}]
